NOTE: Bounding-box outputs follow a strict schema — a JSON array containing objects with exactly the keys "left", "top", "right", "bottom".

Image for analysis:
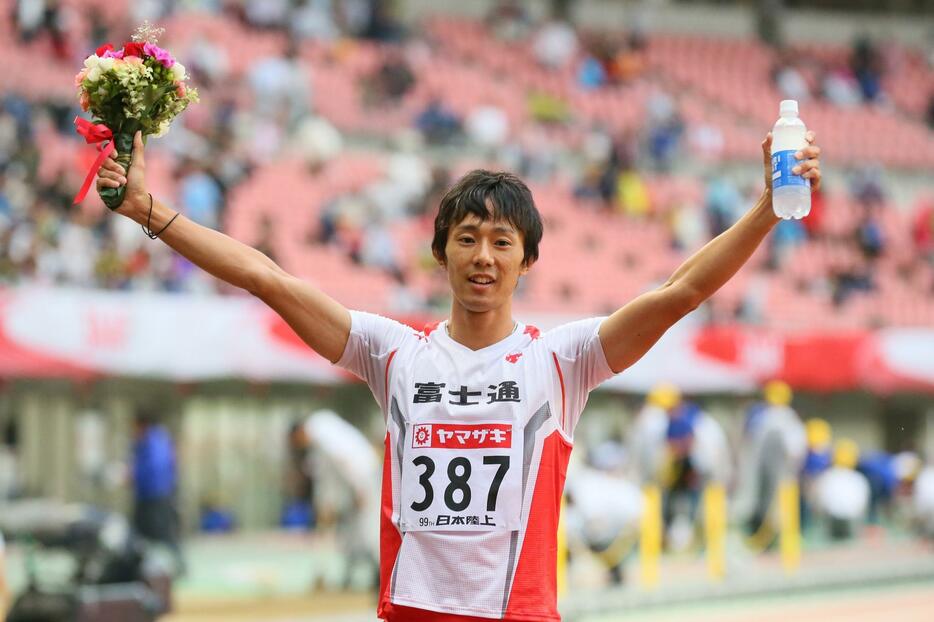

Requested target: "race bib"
[{"left": 400, "top": 422, "right": 523, "bottom": 532}]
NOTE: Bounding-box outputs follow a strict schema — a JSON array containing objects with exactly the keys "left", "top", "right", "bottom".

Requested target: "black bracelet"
[{"left": 141, "top": 193, "right": 180, "bottom": 240}]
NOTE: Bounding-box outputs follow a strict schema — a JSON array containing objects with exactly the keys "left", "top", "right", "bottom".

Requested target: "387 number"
[{"left": 410, "top": 455, "right": 510, "bottom": 513}]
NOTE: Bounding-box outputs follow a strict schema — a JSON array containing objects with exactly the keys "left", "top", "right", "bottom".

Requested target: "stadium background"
[{"left": 0, "top": 0, "right": 933, "bottom": 620}]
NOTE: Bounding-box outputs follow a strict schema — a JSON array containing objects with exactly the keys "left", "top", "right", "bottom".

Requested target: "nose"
[{"left": 473, "top": 238, "right": 494, "bottom": 266}]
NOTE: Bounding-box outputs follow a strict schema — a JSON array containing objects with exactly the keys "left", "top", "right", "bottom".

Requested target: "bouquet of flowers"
[{"left": 73, "top": 22, "right": 198, "bottom": 209}]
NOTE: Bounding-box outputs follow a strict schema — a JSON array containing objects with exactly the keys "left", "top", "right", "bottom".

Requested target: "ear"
[
  {"left": 519, "top": 257, "right": 535, "bottom": 276},
  {"left": 433, "top": 248, "right": 447, "bottom": 268}
]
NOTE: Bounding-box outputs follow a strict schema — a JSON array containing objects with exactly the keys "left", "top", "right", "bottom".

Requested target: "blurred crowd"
[
  {"left": 0, "top": 0, "right": 932, "bottom": 327},
  {"left": 562, "top": 380, "right": 934, "bottom": 586}
]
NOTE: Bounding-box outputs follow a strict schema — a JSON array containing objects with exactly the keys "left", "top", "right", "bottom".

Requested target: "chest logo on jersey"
[
  {"left": 412, "top": 423, "right": 512, "bottom": 449},
  {"left": 413, "top": 381, "right": 521, "bottom": 406},
  {"left": 505, "top": 352, "right": 523, "bottom": 364}
]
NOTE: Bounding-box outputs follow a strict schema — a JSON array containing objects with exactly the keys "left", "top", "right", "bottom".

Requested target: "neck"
[{"left": 447, "top": 301, "right": 516, "bottom": 351}]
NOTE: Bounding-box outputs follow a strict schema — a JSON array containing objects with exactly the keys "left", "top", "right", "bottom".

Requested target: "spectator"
[
  {"left": 364, "top": 49, "right": 415, "bottom": 107},
  {"left": 705, "top": 174, "right": 743, "bottom": 237},
  {"left": 358, "top": 0, "right": 406, "bottom": 43},
  {"left": 247, "top": 41, "right": 312, "bottom": 125},
  {"left": 772, "top": 50, "right": 811, "bottom": 102},
  {"left": 532, "top": 20, "right": 578, "bottom": 70},
  {"left": 915, "top": 461, "right": 934, "bottom": 539},
  {"left": 815, "top": 439, "right": 870, "bottom": 540},
  {"left": 414, "top": 98, "right": 462, "bottom": 146},
  {"left": 769, "top": 218, "right": 807, "bottom": 268},
  {"left": 465, "top": 104, "right": 509, "bottom": 149},
  {"left": 295, "top": 410, "right": 380, "bottom": 590},
  {"left": 486, "top": 0, "right": 532, "bottom": 41},
  {"left": 178, "top": 162, "right": 224, "bottom": 230},
  {"left": 645, "top": 91, "right": 684, "bottom": 172},
  {"left": 291, "top": 115, "right": 344, "bottom": 170},
  {"left": 132, "top": 409, "right": 184, "bottom": 576},
  {"left": 819, "top": 61, "right": 863, "bottom": 108},
  {"left": 291, "top": 0, "right": 341, "bottom": 41},
  {"left": 851, "top": 36, "right": 886, "bottom": 103},
  {"left": 856, "top": 209, "right": 885, "bottom": 261}
]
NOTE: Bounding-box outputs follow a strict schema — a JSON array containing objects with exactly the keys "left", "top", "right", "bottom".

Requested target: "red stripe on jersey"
[
  {"left": 384, "top": 349, "right": 397, "bottom": 407},
  {"left": 503, "top": 431, "right": 572, "bottom": 621},
  {"left": 551, "top": 353, "right": 566, "bottom": 431},
  {"left": 377, "top": 432, "right": 402, "bottom": 621}
]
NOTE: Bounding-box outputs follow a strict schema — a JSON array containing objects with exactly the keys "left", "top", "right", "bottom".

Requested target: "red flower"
[
  {"left": 95, "top": 43, "right": 114, "bottom": 57},
  {"left": 123, "top": 42, "right": 145, "bottom": 58}
]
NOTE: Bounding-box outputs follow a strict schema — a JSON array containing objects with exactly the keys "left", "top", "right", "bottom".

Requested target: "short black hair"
[{"left": 432, "top": 170, "right": 543, "bottom": 266}]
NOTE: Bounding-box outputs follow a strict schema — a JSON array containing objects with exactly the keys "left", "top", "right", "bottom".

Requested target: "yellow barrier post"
[
  {"left": 557, "top": 496, "right": 568, "bottom": 597},
  {"left": 640, "top": 485, "right": 662, "bottom": 588},
  {"left": 703, "top": 483, "right": 727, "bottom": 581},
  {"left": 778, "top": 479, "right": 801, "bottom": 574}
]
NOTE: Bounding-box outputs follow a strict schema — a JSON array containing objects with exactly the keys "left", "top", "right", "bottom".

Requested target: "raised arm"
[
  {"left": 599, "top": 132, "right": 822, "bottom": 373},
  {"left": 97, "top": 132, "right": 350, "bottom": 363}
]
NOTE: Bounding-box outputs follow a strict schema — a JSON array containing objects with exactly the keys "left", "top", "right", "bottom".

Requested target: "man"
[
  {"left": 96, "top": 128, "right": 821, "bottom": 621},
  {"left": 295, "top": 410, "right": 381, "bottom": 590},
  {"left": 815, "top": 438, "right": 870, "bottom": 540},
  {"left": 132, "top": 411, "right": 184, "bottom": 576},
  {"left": 628, "top": 383, "right": 679, "bottom": 485},
  {"left": 661, "top": 397, "right": 731, "bottom": 551},
  {"left": 734, "top": 380, "right": 806, "bottom": 543}
]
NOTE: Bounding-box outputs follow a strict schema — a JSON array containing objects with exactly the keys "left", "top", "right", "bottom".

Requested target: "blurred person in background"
[
  {"left": 93, "top": 107, "right": 821, "bottom": 619},
  {"left": 856, "top": 450, "right": 921, "bottom": 526},
  {"left": 132, "top": 409, "right": 185, "bottom": 576},
  {"left": 801, "top": 417, "right": 833, "bottom": 530},
  {"left": 914, "top": 460, "right": 934, "bottom": 539},
  {"left": 282, "top": 420, "right": 317, "bottom": 531},
  {"left": 814, "top": 438, "right": 870, "bottom": 540},
  {"left": 734, "top": 380, "right": 806, "bottom": 548},
  {"left": 565, "top": 440, "right": 643, "bottom": 586},
  {"left": 294, "top": 409, "right": 380, "bottom": 590},
  {"left": 662, "top": 396, "right": 732, "bottom": 551},
  {"left": 628, "top": 383, "right": 679, "bottom": 486}
]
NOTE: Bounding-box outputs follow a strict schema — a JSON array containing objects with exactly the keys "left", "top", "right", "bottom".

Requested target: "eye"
[
  {"left": 495, "top": 239, "right": 512, "bottom": 247},
  {"left": 458, "top": 235, "right": 475, "bottom": 244}
]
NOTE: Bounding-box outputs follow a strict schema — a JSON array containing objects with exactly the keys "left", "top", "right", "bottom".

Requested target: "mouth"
[{"left": 468, "top": 275, "right": 496, "bottom": 288}]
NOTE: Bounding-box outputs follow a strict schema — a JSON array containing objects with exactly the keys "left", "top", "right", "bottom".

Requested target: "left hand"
[{"left": 761, "top": 130, "right": 822, "bottom": 194}]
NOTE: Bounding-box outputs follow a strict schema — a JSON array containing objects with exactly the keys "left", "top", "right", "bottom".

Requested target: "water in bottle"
[{"left": 770, "top": 100, "right": 810, "bottom": 220}]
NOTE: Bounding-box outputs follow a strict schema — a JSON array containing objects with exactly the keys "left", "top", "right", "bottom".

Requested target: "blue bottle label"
[{"left": 771, "top": 149, "right": 809, "bottom": 189}]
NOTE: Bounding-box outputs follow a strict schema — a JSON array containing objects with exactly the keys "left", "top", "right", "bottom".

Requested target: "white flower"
[
  {"left": 87, "top": 67, "right": 102, "bottom": 82},
  {"left": 154, "top": 120, "right": 170, "bottom": 137},
  {"left": 83, "top": 55, "right": 100, "bottom": 70},
  {"left": 170, "top": 62, "right": 186, "bottom": 81},
  {"left": 98, "top": 57, "right": 115, "bottom": 72}
]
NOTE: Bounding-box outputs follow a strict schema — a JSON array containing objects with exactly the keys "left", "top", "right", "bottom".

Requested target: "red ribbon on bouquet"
[{"left": 72, "top": 117, "right": 116, "bottom": 205}]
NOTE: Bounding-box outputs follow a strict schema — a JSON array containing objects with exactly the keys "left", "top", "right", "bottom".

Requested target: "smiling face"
[
  {"left": 442, "top": 212, "right": 531, "bottom": 314},
  {"left": 431, "top": 170, "right": 543, "bottom": 318}
]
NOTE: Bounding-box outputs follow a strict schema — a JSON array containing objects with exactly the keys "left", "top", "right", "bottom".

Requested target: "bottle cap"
[{"left": 780, "top": 99, "right": 798, "bottom": 115}]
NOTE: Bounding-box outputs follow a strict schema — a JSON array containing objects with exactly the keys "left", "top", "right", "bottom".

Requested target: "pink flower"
[
  {"left": 143, "top": 42, "right": 175, "bottom": 68},
  {"left": 175, "top": 82, "right": 186, "bottom": 98},
  {"left": 79, "top": 91, "right": 90, "bottom": 111},
  {"left": 74, "top": 68, "right": 88, "bottom": 86},
  {"left": 103, "top": 49, "right": 124, "bottom": 59}
]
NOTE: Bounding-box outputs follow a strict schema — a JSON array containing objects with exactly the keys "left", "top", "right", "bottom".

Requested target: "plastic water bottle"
[{"left": 770, "top": 100, "right": 810, "bottom": 220}]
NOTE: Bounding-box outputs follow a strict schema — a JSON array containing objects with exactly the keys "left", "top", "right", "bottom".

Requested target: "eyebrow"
[{"left": 454, "top": 223, "right": 517, "bottom": 235}]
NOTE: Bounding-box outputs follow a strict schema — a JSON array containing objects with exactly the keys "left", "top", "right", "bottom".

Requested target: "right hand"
[{"left": 96, "top": 130, "right": 149, "bottom": 215}]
